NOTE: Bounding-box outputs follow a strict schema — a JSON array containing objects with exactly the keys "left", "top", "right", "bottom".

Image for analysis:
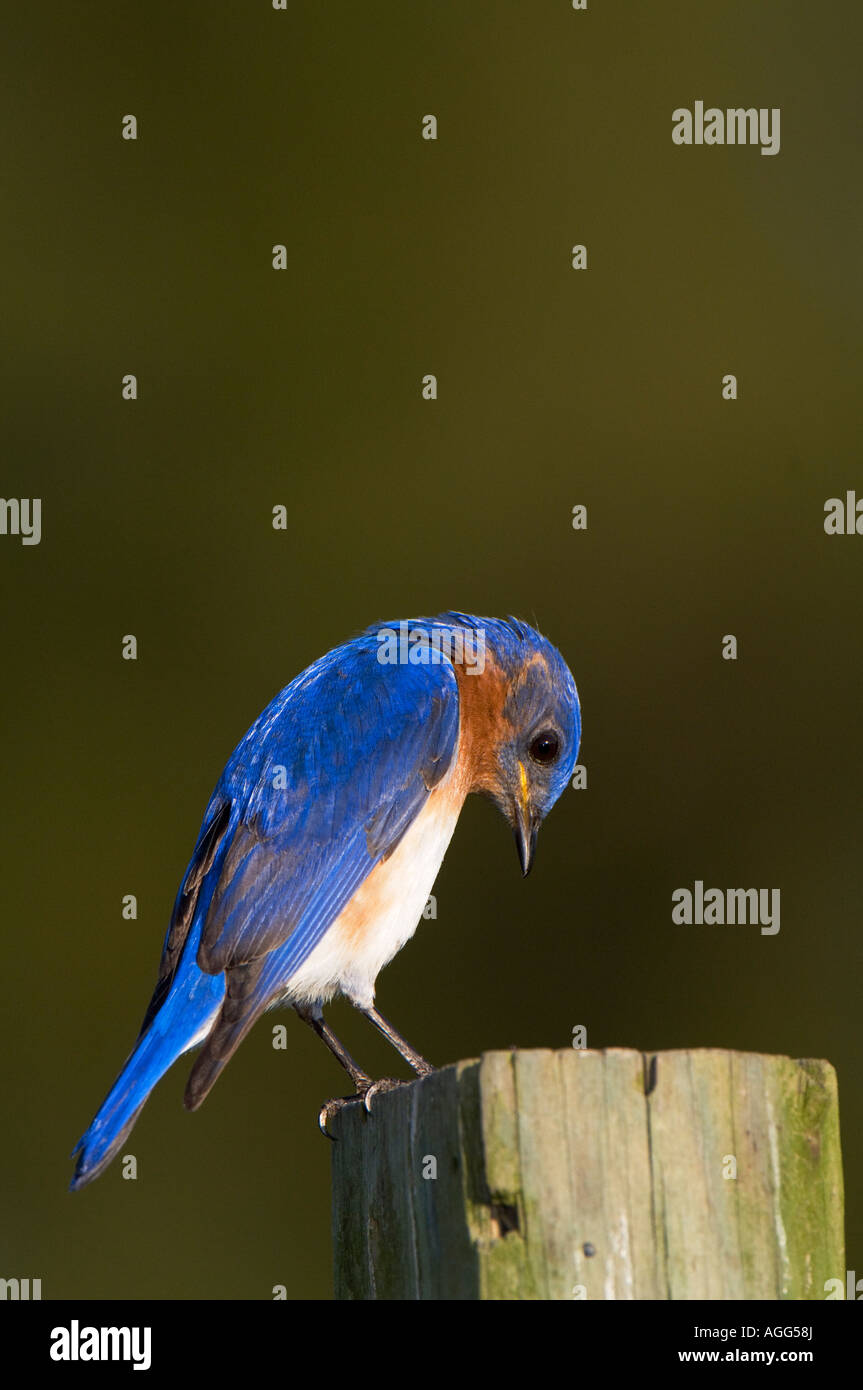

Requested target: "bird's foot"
[
  {"left": 318, "top": 1073, "right": 434, "bottom": 1139},
  {"left": 361, "top": 1075, "right": 413, "bottom": 1111},
  {"left": 318, "top": 1091, "right": 367, "bottom": 1139}
]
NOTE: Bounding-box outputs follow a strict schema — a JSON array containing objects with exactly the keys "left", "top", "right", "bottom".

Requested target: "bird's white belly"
[{"left": 285, "top": 783, "right": 464, "bottom": 1009}]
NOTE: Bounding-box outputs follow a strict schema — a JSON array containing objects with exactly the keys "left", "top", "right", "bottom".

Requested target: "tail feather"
[
  {"left": 71, "top": 1032, "right": 171, "bottom": 1190},
  {"left": 70, "top": 1101, "right": 148, "bottom": 1191},
  {"left": 71, "top": 977, "right": 223, "bottom": 1191}
]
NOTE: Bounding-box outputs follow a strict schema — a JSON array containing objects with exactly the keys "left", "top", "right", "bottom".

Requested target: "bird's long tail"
[{"left": 70, "top": 978, "right": 222, "bottom": 1191}]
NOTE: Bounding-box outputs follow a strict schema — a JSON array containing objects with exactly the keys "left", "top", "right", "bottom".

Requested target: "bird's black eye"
[{"left": 528, "top": 729, "right": 560, "bottom": 766}]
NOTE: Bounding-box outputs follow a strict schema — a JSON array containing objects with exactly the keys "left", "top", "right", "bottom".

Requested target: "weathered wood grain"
[{"left": 331, "top": 1048, "right": 843, "bottom": 1300}]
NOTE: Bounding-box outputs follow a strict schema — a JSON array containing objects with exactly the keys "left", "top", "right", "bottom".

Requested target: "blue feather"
[
  {"left": 71, "top": 614, "right": 580, "bottom": 1188},
  {"left": 71, "top": 634, "right": 460, "bottom": 1187}
]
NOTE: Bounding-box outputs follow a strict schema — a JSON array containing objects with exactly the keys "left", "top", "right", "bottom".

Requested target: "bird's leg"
[
  {"left": 359, "top": 1005, "right": 436, "bottom": 1078},
  {"left": 294, "top": 1003, "right": 377, "bottom": 1137},
  {"left": 346, "top": 1006, "right": 437, "bottom": 1117},
  {"left": 294, "top": 1002, "right": 372, "bottom": 1089},
  {"left": 296, "top": 1002, "right": 436, "bottom": 1138}
]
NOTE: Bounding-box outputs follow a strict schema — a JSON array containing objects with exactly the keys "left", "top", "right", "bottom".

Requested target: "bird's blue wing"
[
  {"left": 182, "top": 634, "right": 460, "bottom": 1106},
  {"left": 73, "top": 630, "right": 460, "bottom": 1183}
]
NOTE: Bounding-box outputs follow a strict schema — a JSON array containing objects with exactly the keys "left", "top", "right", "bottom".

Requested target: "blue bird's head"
[{"left": 430, "top": 614, "right": 582, "bottom": 874}]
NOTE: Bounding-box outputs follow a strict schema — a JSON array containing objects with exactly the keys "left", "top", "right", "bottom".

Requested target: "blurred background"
[{"left": 2, "top": 1, "right": 861, "bottom": 1298}]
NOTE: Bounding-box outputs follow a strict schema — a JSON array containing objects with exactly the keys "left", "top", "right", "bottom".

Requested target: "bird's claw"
[
  {"left": 317, "top": 1077, "right": 415, "bottom": 1139},
  {"left": 318, "top": 1092, "right": 365, "bottom": 1139},
  {"left": 362, "top": 1076, "right": 411, "bottom": 1112}
]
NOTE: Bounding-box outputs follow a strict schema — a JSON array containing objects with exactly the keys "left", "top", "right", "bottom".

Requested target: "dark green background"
[{"left": 2, "top": 2, "right": 860, "bottom": 1298}]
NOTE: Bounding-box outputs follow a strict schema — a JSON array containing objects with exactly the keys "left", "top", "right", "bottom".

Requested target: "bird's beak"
[{"left": 513, "top": 762, "right": 539, "bottom": 876}]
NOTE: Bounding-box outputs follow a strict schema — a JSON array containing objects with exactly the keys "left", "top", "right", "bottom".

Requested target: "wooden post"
[{"left": 331, "top": 1048, "right": 844, "bottom": 1299}]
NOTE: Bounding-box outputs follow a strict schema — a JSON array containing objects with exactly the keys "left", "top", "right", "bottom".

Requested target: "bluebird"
[{"left": 71, "top": 614, "right": 581, "bottom": 1188}]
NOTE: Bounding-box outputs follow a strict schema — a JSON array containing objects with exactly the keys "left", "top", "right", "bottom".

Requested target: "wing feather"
[{"left": 181, "top": 636, "right": 460, "bottom": 1108}]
